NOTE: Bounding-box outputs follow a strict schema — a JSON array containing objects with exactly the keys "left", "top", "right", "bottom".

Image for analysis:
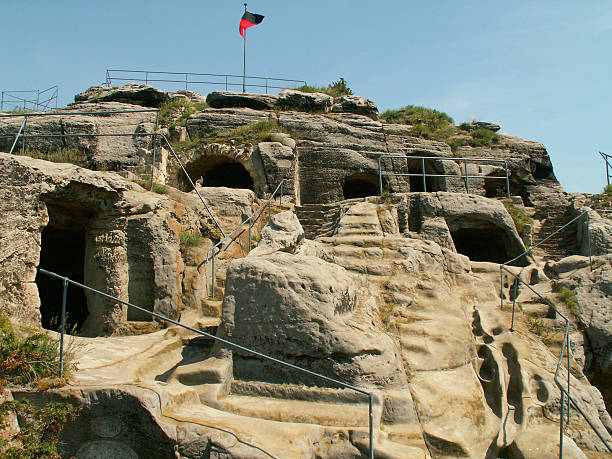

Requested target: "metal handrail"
[
  {"left": 499, "top": 266, "right": 612, "bottom": 456},
  {"left": 0, "top": 110, "right": 226, "bottom": 239},
  {"left": 498, "top": 210, "right": 611, "bottom": 457},
  {"left": 156, "top": 133, "right": 226, "bottom": 238},
  {"left": 501, "top": 211, "right": 591, "bottom": 268},
  {"left": 1, "top": 85, "right": 58, "bottom": 112},
  {"left": 105, "top": 69, "right": 307, "bottom": 94},
  {"left": 600, "top": 151, "right": 612, "bottom": 187},
  {"left": 202, "top": 180, "right": 285, "bottom": 298},
  {"left": 377, "top": 154, "right": 510, "bottom": 198},
  {"left": 37, "top": 267, "right": 375, "bottom": 458}
]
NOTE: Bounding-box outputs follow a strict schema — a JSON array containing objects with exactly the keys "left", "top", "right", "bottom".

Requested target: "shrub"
[
  {"left": 0, "top": 315, "right": 59, "bottom": 386},
  {"left": 468, "top": 128, "right": 500, "bottom": 148},
  {"left": 502, "top": 201, "right": 532, "bottom": 234},
  {"left": 381, "top": 105, "right": 457, "bottom": 143},
  {"left": 293, "top": 77, "right": 353, "bottom": 98},
  {"left": 604, "top": 184, "right": 612, "bottom": 195},
  {"left": 178, "top": 120, "right": 289, "bottom": 150},
  {"left": 180, "top": 230, "right": 205, "bottom": 247},
  {"left": 0, "top": 399, "right": 80, "bottom": 458}
]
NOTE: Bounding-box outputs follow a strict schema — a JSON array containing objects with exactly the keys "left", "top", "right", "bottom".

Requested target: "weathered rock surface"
[
  {"left": 0, "top": 101, "right": 158, "bottom": 172},
  {"left": 331, "top": 95, "right": 379, "bottom": 120},
  {"left": 277, "top": 89, "right": 334, "bottom": 112},
  {"left": 206, "top": 91, "right": 279, "bottom": 110},
  {"left": 74, "top": 83, "right": 171, "bottom": 107},
  {"left": 460, "top": 121, "right": 501, "bottom": 132},
  {"left": 222, "top": 251, "right": 407, "bottom": 388},
  {"left": 0, "top": 153, "right": 186, "bottom": 335},
  {"left": 249, "top": 211, "right": 304, "bottom": 256}
]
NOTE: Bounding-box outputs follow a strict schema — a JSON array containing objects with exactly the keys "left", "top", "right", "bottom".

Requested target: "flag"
[{"left": 239, "top": 11, "right": 264, "bottom": 38}]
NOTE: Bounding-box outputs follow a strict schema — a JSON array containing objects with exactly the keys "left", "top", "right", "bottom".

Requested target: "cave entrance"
[
  {"left": 343, "top": 174, "right": 379, "bottom": 199},
  {"left": 203, "top": 162, "right": 254, "bottom": 190},
  {"left": 450, "top": 227, "right": 510, "bottom": 264},
  {"left": 35, "top": 205, "right": 89, "bottom": 333}
]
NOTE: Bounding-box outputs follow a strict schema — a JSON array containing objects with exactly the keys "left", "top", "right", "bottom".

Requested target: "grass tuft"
[
  {"left": 159, "top": 98, "right": 209, "bottom": 128},
  {"left": 502, "top": 200, "right": 532, "bottom": 234},
  {"left": 180, "top": 230, "right": 205, "bottom": 247},
  {"left": 293, "top": 77, "right": 353, "bottom": 98}
]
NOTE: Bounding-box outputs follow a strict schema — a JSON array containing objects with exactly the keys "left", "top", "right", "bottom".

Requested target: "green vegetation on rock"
[
  {"left": 0, "top": 315, "right": 61, "bottom": 386},
  {"left": 173, "top": 119, "right": 288, "bottom": 152},
  {"left": 502, "top": 200, "right": 532, "bottom": 234},
  {"left": 180, "top": 230, "right": 205, "bottom": 247},
  {"left": 159, "top": 98, "right": 209, "bottom": 128},
  {"left": 0, "top": 399, "right": 80, "bottom": 458},
  {"left": 294, "top": 77, "right": 353, "bottom": 98},
  {"left": 131, "top": 178, "right": 168, "bottom": 194},
  {"left": 18, "top": 148, "right": 89, "bottom": 168}
]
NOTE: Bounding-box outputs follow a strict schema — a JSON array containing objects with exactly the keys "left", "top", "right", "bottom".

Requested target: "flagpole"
[{"left": 243, "top": 3, "right": 247, "bottom": 93}]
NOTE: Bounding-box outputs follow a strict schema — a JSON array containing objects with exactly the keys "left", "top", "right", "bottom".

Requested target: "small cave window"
[
  {"left": 342, "top": 174, "right": 379, "bottom": 199},
  {"left": 532, "top": 163, "right": 553, "bottom": 180},
  {"left": 449, "top": 226, "right": 511, "bottom": 264},
  {"left": 35, "top": 210, "right": 89, "bottom": 333},
  {"left": 484, "top": 178, "right": 507, "bottom": 198},
  {"left": 406, "top": 158, "right": 443, "bottom": 192}
]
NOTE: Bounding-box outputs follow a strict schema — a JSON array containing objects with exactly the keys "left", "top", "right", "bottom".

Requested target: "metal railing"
[
  {"left": 377, "top": 155, "right": 510, "bottom": 198},
  {"left": 202, "top": 180, "right": 285, "bottom": 298},
  {"left": 105, "top": 69, "right": 307, "bottom": 95},
  {"left": 37, "top": 267, "right": 375, "bottom": 458},
  {"left": 1, "top": 86, "right": 58, "bottom": 112},
  {"left": 499, "top": 211, "right": 612, "bottom": 457},
  {"left": 0, "top": 110, "right": 226, "bottom": 238},
  {"left": 600, "top": 151, "right": 612, "bottom": 187}
]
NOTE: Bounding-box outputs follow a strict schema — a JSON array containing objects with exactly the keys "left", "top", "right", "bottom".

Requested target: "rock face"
[
  {"left": 222, "top": 251, "right": 407, "bottom": 388},
  {"left": 0, "top": 101, "right": 158, "bottom": 172},
  {"left": 206, "top": 91, "right": 279, "bottom": 110},
  {"left": 277, "top": 89, "right": 334, "bottom": 112},
  {"left": 331, "top": 94, "right": 379, "bottom": 120},
  {"left": 0, "top": 153, "right": 186, "bottom": 335},
  {"left": 74, "top": 83, "right": 171, "bottom": 107},
  {"left": 550, "top": 256, "right": 612, "bottom": 411}
]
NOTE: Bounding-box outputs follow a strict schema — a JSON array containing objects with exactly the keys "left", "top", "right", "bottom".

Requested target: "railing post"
[
  {"left": 36, "top": 90, "right": 40, "bottom": 111},
  {"left": 211, "top": 251, "right": 216, "bottom": 298},
  {"left": 225, "top": 75, "right": 228, "bottom": 91},
  {"left": 280, "top": 181, "right": 283, "bottom": 206},
  {"left": 510, "top": 279, "right": 517, "bottom": 331},
  {"left": 151, "top": 112, "right": 159, "bottom": 191},
  {"left": 464, "top": 159, "right": 469, "bottom": 194},
  {"left": 560, "top": 390, "right": 565, "bottom": 459},
  {"left": 59, "top": 278, "right": 68, "bottom": 378},
  {"left": 265, "top": 78, "right": 269, "bottom": 94},
  {"left": 505, "top": 162, "right": 511, "bottom": 198},
  {"left": 422, "top": 158, "right": 426, "bottom": 192},
  {"left": 185, "top": 73, "right": 188, "bottom": 90},
  {"left": 369, "top": 392, "right": 374, "bottom": 459},
  {"left": 1, "top": 91, "right": 4, "bottom": 111},
  {"left": 567, "top": 335, "right": 571, "bottom": 425},
  {"left": 268, "top": 201, "right": 271, "bottom": 224},
  {"left": 145, "top": 72, "right": 148, "bottom": 85}
]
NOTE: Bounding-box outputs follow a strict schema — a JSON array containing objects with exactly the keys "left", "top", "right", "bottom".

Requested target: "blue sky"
[{"left": 2, "top": 1, "right": 611, "bottom": 193}]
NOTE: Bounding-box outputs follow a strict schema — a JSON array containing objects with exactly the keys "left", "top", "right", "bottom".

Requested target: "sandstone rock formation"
[{"left": 1, "top": 84, "right": 611, "bottom": 458}]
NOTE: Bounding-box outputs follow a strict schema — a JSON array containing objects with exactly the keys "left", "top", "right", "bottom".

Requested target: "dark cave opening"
[
  {"left": 532, "top": 163, "right": 554, "bottom": 180},
  {"left": 406, "top": 158, "right": 444, "bottom": 192},
  {"left": 342, "top": 174, "right": 379, "bottom": 199},
  {"left": 450, "top": 227, "right": 510, "bottom": 264},
  {"left": 35, "top": 225, "right": 88, "bottom": 333},
  {"left": 203, "top": 162, "right": 254, "bottom": 190}
]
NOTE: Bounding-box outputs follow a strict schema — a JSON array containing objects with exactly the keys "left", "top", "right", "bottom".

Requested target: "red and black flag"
[{"left": 239, "top": 11, "right": 264, "bottom": 38}]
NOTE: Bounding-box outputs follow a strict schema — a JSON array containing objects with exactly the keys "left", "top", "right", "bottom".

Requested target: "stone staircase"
[
  {"left": 533, "top": 206, "right": 578, "bottom": 260},
  {"left": 294, "top": 203, "right": 342, "bottom": 239}
]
